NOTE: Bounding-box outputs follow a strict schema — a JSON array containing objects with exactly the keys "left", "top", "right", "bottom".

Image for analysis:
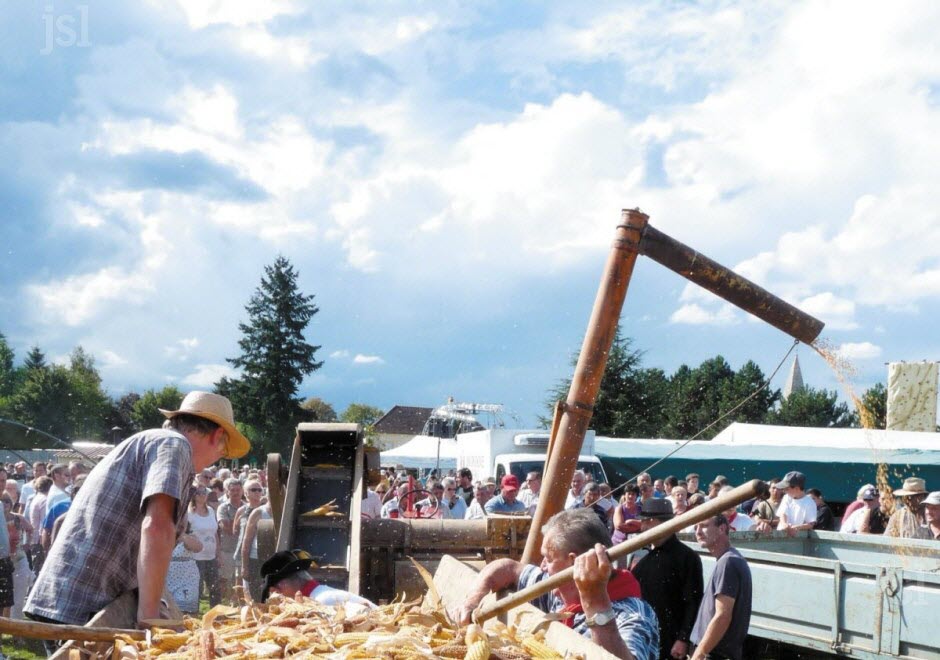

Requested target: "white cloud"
[
  {"left": 352, "top": 354, "right": 385, "bottom": 365},
  {"left": 164, "top": 0, "right": 300, "bottom": 29},
  {"left": 330, "top": 349, "right": 350, "bottom": 359},
  {"left": 99, "top": 350, "right": 128, "bottom": 369},
  {"left": 165, "top": 337, "right": 200, "bottom": 360},
  {"left": 181, "top": 363, "right": 239, "bottom": 388},
  {"left": 27, "top": 266, "right": 156, "bottom": 327},
  {"left": 836, "top": 342, "right": 883, "bottom": 360},
  {"left": 798, "top": 293, "right": 858, "bottom": 331},
  {"left": 669, "top": 303, "right": 738, "bottom": 326}
]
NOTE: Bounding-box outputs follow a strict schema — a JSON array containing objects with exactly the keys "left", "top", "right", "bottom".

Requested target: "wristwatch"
[{"left": 585, "top": 608, "right": 616, "bottom": 627}]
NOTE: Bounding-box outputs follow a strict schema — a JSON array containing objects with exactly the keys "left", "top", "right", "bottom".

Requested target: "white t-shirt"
[
  {"left": 362, "top": 490, "right": 382, "bottom": 520},
  {"left": 188, "top": 508, "right": 218, "bottom": 560},
  {"left": 564, "top": 492, "right": 583, "bottom": 510},
  {"left": 840, "top": 507, "right": 870, "bottom": 533},
  {"left": 728, "top": 512, "right": 753, "bottom": 531},
  {"left": 310, "top": 584, "right": 374, "bottom": 609},
  {"left": 464, "top": 500, "right": 486, "bottom": 520},
  {"left": 776, "top": 494, "right": 817, "bottom": 529},
  {"left": 520, "top": 490, "right": 539, "bottom": 516}
]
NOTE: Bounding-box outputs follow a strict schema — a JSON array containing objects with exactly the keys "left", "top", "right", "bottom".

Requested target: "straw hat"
[
  {"left": 893, "top": 477, "right": 927, "bottom": 497},
  {"left": 159, "top": 391, "right": 250, "bottom": 459}
]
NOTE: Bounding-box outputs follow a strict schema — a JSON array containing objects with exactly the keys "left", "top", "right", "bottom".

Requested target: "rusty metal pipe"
[
  {"left": 638, "top": 225, "right": 824, "bottom": 344},
  {"left": 521, "top": 209, "right": 649, "bottom": 565},
  {"left": 476, "top": 479, "right": 767, "bottom": 624}
]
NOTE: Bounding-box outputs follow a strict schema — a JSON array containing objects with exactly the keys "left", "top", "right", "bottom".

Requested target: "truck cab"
[{"left": 456, "top": 428, "right": 608, "bottom": 485}]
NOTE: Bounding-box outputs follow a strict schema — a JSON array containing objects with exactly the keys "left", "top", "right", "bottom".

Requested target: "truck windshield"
[{"left": 507, "top": 461, "right": 606, "bottom": 485}]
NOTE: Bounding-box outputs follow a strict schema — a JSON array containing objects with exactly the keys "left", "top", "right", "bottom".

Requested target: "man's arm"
[
  {"left": 137, "top": 494, "right": 178, "bottom": 624},
  {"left": 690, "top": 594, "right": 734, "bottom": 660},
  {"left": 455, "top": 558, "right": 525, "bottom": 624},
  {"left": 575, "top": 544, "right": 634, "bottom": 660}
]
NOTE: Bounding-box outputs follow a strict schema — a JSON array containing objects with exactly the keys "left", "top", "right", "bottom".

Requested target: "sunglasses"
[{"left": 247, "top": 487, "right": 263, "bottom": 493}]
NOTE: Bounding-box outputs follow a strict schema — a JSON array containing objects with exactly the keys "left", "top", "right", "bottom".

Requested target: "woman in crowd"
[
  {"left": 233, "top": 478, "right": 265, "bottom": 597},
  {"left": 188, "top": 485, "right": 221, "bottom": 606},
  {"left": 165, "top": 524, "right": 204, "bottom": 615},
  {"left": 240, "top": 497, "right": 273, "bottom": 602},
  {"left": 25, "top": 476, "right": 52, "bottom": 575},
  {"left": 1, "top": 491, "right": 32, "bottom": 618},
  {"left": 611, "top": 484, "right": 642, "bottom": 544}
]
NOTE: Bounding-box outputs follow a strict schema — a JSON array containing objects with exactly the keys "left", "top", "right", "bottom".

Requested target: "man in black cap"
[
  {"left": 632, "top": 498, "right": 703, "bottom": 660},
  {"left": 260, "top": 550, "right": 374, "bottom": 608}
]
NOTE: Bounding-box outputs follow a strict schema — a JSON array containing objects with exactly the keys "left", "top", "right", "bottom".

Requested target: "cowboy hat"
[
  {"left": 159, "top": 391, "right": 250, "bottom": 459},
  {"left": 260, "top": 549, "right": 318, "bottom": 602},
  {"left": 893, "top": 477, "right": 927, "bottom": 497},
  {"left": 638, "top": 497, "right": 674, "bottom": 520}
]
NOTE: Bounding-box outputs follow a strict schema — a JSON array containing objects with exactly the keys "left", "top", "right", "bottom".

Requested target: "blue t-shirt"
[
  {"left": 43, "top": 501, "right": 71, "bottom": 531},
  {"left": 484, "top": 494, "right": 527, "bottom": 514}
]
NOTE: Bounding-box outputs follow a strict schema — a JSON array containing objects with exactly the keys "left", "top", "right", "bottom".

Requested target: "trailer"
[{"left": 684, "top": 530, "right": 940, "bottom": 658}]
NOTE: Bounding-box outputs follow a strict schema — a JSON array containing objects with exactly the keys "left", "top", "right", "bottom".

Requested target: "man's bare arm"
[
  {"left": 455, "top": 559, "right": 526, "bottom": 624},
  {"left": 690, "top": 594, "right": 735, "bottom": 660},
  {"left": 137, "top": 494, "right": 177, "bottom": 624}
]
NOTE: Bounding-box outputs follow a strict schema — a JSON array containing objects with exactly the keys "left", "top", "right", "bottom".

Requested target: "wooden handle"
[
  {"left": 0, "top": 616, "right": 145, "bottom": 641},
  {"left": 474, "top": 479, "right": 767, "bottom": 623}
]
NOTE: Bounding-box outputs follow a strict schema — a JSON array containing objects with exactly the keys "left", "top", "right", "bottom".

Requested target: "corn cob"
[
  {"left": 464, "top": 624, "right": 491, "bottom": 660},
  {"left": 333, "top": 631, "right": 374, "bottom": 647},
  {"left": 521, "top": 636, "right": 563, "bottom": 659}
]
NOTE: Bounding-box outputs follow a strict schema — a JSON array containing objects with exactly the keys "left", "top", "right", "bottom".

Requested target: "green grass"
[{"left": 3, "top": 637, "right": 46, "bottom": 660}]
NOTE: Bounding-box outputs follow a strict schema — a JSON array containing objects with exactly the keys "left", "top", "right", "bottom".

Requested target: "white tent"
[{"left": 380, "top": 435, "right": 458, "bottom": 470}]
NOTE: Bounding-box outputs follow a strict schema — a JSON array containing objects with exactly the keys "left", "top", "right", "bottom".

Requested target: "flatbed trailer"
[{"left": 683, "top": 530, "right": 940, "bottom": 658}]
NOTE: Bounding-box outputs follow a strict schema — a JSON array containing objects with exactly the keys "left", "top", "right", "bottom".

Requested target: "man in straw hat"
[
  {"left": 25, "top": 391, "right": 249, "bottom": 630},
  {"left": 885, "top": 477, "right": 928, "bottom": 539}
]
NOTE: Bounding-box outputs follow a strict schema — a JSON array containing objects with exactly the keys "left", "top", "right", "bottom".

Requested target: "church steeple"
[{"left": 783, "top": 355, "right": 804, "bottom": 399}]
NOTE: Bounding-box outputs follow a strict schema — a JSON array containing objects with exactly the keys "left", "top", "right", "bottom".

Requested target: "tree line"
[
  {"left": 540, "top": 329, "right": 887, "bottom": 438},
  {"left": 0, "top": 257, "right": 384, "bottom": 462}
]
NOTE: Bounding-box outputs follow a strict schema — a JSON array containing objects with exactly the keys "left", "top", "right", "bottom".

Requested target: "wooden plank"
[
  {"left": 275, "top": 434, "right": 302, "bottom": 551},
  {"left": 348, "top": 427, "right": 365, "bottom": 594},
  {"left": 430, "top": 555, "right": 619, "bottom": 660}
]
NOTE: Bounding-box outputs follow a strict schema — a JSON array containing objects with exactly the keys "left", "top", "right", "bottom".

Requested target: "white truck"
[{"left": 454, "top": 428, "right": 608, "bottom": 485}]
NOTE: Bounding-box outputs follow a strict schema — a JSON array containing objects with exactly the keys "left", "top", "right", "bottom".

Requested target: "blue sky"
[{"left": 2, "top": 1, "right": 939, "bottom": 427}]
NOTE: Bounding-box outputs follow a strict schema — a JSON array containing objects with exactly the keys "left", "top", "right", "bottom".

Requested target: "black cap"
[
  {"left": 638, "top": 497, "right": 674, "bottom": 520},
  {"left": 260, "top": 549, "right": 317, "bottom": 602}
]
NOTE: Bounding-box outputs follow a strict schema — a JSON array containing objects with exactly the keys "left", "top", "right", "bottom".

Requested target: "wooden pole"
[
  {"left": 477, "top": 479, "right": 766, "bottom": 624},
  {"left": 0, "top": 616, "right": 145, "bottom": 642},
  {"left": 521, "top": 209, "right": 649, "bottom": 565}
]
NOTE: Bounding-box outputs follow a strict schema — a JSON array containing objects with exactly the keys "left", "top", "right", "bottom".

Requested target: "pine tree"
[
  {"left": 222, "top": 256, "right": 323, "bottom": 458},
  {"left": 859, "top": 382, "right": 887, "bottom": 429},
  {"left": 765, "top": 386, "right": 854, "bottom": 428},
  {"left": 23, "top": 347, "right": 47, "bottom": 371},
  {"left": 0, "top": 333, "right": 15, "bottom": 400},
  {"left": 540, "top": 328, "right": 670, "bottom": 437}
]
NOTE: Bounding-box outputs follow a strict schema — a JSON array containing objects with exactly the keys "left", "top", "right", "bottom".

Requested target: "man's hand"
[
  {"left": 453, "top": 589, "right": 487, "bottom": 625},
  {"left": 752, "top": 519, "right": 772, "bottom": 533},
  {"left": 670, "top": 639, "right": 689, "bottom": 659},
  {"left": 573, "top": 543, "right": 612, "bottom": 612}
]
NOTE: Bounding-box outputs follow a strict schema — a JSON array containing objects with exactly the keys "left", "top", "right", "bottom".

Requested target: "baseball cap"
[
  {"left": 501, "top": 475, "right": 520, "bottom": 492},
  {"left": 772, "top": 471, "right": 806, "bottom": 490},
  {"left": 861, "top": 486, "right": 878, "bottom": 501}
]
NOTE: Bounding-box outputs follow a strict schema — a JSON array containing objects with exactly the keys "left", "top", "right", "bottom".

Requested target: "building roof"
[{"left": 373, "top": 406, "right": 433, "bottom": 435}]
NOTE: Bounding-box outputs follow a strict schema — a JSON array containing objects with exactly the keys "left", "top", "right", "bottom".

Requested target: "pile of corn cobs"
[{"left": 114, "top": 594, "right": 575, "bottom": 659}]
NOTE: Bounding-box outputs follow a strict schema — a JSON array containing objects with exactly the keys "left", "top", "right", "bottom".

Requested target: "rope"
[{"left": 607, "top": 338, "right": 800, "bottom": 497}]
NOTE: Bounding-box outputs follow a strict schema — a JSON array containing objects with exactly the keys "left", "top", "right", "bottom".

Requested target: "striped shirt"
[
  {"left": 25, "top": 430, "right": 194, "bottom": 624},
  {"left": 519, "top": 564, "right": 660, "bottom": 660}
]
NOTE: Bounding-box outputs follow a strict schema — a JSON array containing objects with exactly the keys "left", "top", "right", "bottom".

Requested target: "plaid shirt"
[
  {"left": 519, "top": 564, "right": 660, "bottom": 660},
  {"left": 25, "top": 430, "right": 194, "bottom": 624}
]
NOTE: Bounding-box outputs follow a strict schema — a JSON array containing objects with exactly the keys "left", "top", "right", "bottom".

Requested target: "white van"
[{"left": 456, "top": 429, "right": 608, "bottom": 485}]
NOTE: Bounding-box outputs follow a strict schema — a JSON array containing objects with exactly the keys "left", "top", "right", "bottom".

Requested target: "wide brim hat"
[
  {"left": 638, "top": 497, "right": 674, "bottom": 520},
  {"left": 921, "top": 491, "right": 940, "bottom": 506},
  {"left": 159, "top": 391, "right": 250, "bottom": 459},
  {"left": 893, "top": 477, "right": 927, "bottom": 496},
  {"left": 260, "top": 549, "right": 317, "bottom": 602}
]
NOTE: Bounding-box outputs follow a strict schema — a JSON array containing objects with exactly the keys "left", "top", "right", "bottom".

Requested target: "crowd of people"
[
  {"left": 0, "top": 457, "right": 279, "bottom": 622},
  {"left": 2, "top": 389, "right": 937, "bottom": 660}
]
